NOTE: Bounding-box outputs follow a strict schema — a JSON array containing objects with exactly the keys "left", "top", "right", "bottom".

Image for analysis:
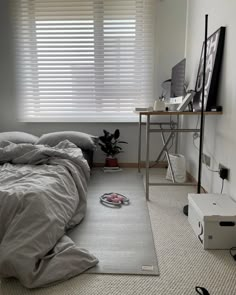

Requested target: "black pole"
[
  {"left": 183, "top": 15, "right": 208, "bottom": 216},
  {"left": 197, "top": 14, "right": 208, "bottom": 193}
]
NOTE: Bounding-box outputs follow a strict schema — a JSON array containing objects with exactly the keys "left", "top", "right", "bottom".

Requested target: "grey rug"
[{"left": 68, "top": 168, "right": 159, "bottom": 276}]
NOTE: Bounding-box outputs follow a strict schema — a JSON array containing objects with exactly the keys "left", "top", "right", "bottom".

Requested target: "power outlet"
[
  {"left": 219, "top": 164, "right": 229, "bottom": 180},
  {"left": 202, "top": 153, "right": 211, "bottom": 167}
]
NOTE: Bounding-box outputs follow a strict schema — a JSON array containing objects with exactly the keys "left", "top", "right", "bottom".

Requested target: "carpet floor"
[{"left": 1, "top": 168, "right": 236, "bottom": 295}]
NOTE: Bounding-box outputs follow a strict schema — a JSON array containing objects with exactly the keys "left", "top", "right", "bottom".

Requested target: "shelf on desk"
[{"left": 137, "top": 111, "right": 223, "bottom": 115}]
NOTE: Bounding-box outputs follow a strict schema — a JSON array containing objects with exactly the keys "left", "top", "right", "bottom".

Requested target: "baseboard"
[
  {"left": 93, "top": 163, "right": 207, "bottom": 192},
  {"left": 186, "top": 171, "right": 196, "bottom": 183},
  {"left": 93, "top": 161, "right": 168, "bottom": 168},
  {"left": 186, "top": 171, "right": 207, "bottom": 193}
]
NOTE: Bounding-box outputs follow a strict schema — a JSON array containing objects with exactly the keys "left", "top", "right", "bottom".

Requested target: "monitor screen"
[{"left": 170, "top": 58, "right": 186, "bottom": 97}]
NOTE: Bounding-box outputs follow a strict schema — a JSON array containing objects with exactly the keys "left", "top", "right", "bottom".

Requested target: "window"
[{"left": 13, "top": 0, "right": 155, "bottom": 122}]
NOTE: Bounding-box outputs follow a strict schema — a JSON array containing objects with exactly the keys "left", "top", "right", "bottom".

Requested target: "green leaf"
[
  {"left": 98, "top": 129, "right": 127, "bottom": 156},
  {"left": 114, "top": 129, "right": 120, "bottom": 139}
]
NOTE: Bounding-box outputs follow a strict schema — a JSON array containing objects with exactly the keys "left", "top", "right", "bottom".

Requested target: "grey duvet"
[{"left": 0, "top": 140, "right": 98, "bottom": 288}]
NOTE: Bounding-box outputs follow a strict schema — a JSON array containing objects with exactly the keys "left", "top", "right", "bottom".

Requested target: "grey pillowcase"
[
  {"left": 36, "top": 131, "right": 97, "bottom": 150},
  {"left": 0, "top": 132, "right": 39, "bottom": 144}
]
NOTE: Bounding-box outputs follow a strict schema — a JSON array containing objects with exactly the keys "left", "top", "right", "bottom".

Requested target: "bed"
[{"left": 0, "top": 131, "right": 99, "bottom": 288}]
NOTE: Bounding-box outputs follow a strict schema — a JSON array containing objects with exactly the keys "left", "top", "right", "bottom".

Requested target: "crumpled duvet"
[{"left": 0, "top": 140, "right": 98, "bottom": 288}]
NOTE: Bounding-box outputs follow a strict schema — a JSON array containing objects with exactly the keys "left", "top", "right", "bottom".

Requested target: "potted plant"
[{"left": 98, "top": 129, "right": 127, "bottom": 167}]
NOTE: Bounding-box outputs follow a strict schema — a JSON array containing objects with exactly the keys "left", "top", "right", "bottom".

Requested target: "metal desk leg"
[
  {"left": 161, "top": 131, "right": 176, "bottom": 183},
  {"left": 138, "top": 113, "right": 142, "bottom": 173},
  {"left": 145, "top": 114, "right": 150, "bottom": 200},
  {"left": 175, "top": 115, "right": 179, "bottom": 154},
  {"left": 155, "top": 132, "right": 173, "bottom": 163}
]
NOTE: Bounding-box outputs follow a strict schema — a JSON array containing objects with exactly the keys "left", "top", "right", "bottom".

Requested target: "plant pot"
[{"left": 105, "top": 157, "right": 118, "bottom": 167}]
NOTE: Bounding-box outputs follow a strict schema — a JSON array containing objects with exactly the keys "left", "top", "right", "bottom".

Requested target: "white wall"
[
  {"left": 155, "top": 0, "right": 187, "bottom": 97},
  {"left": 0, "top": 0, "right": 187, "bottom": 164},
  {"left": 181, "top": 0, "right": 236, "bottom": 197}
]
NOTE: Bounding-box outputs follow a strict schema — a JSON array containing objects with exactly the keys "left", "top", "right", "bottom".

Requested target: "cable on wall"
[{"left": 220, "top": 179, "right": 225, "bottom": 194}]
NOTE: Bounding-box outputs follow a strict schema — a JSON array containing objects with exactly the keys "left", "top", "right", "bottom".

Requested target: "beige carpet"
[{"left": 1, "top": 168, "right": 236, "bottom": 295}]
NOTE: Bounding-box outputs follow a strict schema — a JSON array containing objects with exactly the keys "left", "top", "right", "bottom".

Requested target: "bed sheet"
[{"left": 0, "top": 140, "right": 98, "bottom": 288}]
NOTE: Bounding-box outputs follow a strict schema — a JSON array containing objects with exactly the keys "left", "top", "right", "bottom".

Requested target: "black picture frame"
[{"left": 193, "top": 26, "right": 226, "bottom": 111}]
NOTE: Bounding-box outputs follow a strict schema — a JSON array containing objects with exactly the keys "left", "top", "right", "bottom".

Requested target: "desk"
[{"left": 137, "top": 111, "right": 222, "bottom": 200}]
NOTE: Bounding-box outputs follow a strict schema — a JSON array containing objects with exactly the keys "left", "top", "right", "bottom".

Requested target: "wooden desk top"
[{"left": 137, "top": 111, "right": 223, "bottom": 116}]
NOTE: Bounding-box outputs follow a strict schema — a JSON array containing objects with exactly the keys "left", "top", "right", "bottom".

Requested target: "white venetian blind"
[{"left": 12, "top": 0, "right": 155, "bottom": 122}]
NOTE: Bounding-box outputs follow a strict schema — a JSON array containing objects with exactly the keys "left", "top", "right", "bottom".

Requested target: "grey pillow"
[
  {"left": 36, "top": 131, "right": 97, "bottom": 150},
  {"left": 0, "top": 132, "right": 39, "bottom": 144}
]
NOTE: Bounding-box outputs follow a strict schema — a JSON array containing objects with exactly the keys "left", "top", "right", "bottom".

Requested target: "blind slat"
[{"left": 13, "top": 0, "right": 155, "bottom": 122}]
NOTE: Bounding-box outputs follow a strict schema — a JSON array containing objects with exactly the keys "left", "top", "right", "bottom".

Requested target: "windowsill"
[{"left": 18, "top": 118, "right": 141, "bottom": 123}]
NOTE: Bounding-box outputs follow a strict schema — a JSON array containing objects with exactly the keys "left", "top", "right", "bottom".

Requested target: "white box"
[{"left": 188, "top": 194, "right": 236, "bottom": 249}]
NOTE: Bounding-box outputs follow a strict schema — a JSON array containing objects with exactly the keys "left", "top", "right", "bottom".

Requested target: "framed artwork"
[{"left": 193, "top": 26, "right": 226, "bottom": 111}]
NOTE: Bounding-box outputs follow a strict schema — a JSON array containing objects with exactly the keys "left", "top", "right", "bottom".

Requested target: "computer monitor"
[{"left": 170, "top": 58, "right": 186, "bottom": 97}]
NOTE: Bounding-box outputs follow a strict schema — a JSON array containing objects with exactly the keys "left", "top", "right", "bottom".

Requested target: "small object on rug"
[
  {"left": 100, "top": 192, "right": 129, "bottom": 208},
  {"left": 195, "top": 286, "right": 210, "bottom": 295}
]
